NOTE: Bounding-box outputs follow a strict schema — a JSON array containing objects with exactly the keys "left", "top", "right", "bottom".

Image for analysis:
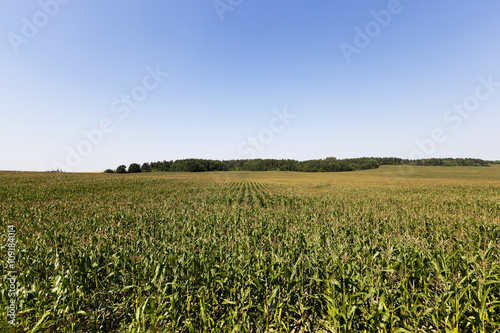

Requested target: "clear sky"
[{"left": 1, "top": 0, "right": 499, "bottom": 172}]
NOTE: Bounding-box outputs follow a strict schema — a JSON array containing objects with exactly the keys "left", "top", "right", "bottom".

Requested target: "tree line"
[
  {"left": 376, "top": 157, "right": 490, "bottom": 167},
  {"left": 104, "top": 157, "right": 491, "bottom": 173}
]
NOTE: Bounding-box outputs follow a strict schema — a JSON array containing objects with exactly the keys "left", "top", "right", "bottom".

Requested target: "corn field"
[{"left": 1, "top": 167, "right": 500, "bottom": 332}]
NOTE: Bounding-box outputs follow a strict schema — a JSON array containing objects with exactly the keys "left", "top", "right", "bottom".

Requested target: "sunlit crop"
[{"left": 1, "top": 166, "right": 499, "bottom": 332}]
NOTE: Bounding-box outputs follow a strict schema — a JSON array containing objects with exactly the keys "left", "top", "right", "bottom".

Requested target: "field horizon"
[
  {"left": 8, "top": 164, "right": 499, "bottom": 185},
  {"left": 1, "top": 165, "right": 500, "bottom": 331}
]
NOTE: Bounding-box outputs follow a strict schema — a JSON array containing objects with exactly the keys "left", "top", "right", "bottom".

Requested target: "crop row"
[{"left": 0, "top": 172, "right": 499, "bottom": 332}]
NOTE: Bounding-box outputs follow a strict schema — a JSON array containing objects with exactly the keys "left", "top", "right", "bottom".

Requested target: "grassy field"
[{"left": 1, "top": 165, "right": 500, "bottom": 332}]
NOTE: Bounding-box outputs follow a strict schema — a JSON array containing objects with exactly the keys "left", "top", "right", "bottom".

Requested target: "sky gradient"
[{"left": 1, "top": 0, "right": 499, "bottom": 172}]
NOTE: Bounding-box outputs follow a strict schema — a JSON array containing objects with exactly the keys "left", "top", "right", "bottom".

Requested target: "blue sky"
[{"left": 1, "top": 0, "right": 499, "bottom": 171}]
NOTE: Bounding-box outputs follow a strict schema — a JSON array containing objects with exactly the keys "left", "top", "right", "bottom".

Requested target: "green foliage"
[
  {"left": 128, "top": 163, "right": 141, "bottom": 173},
  {"left": 141, "top": 163, "right": 152, "bottom": 173},
  {"left": 104, "top": 169, "right": 115, "bottom": 173},
  {"left": 1, "top": 169, "right": 499, "bottom": 331},
  {"left": 122, "top": 157, "right": 491, "bottom": 174},
  {"left": 410, "top": 158, "right": 490, "bottom": 167},
  {"left": 147, "top": 157, "right": 380, "bottom": 173},
  {"left": 116, "top": 165, "right": 127, "bottom": 174}
]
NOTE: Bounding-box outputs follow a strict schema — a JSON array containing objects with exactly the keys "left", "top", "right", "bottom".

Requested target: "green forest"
[{"left": 106, "top": 157, "right": 491, "bottom": 174}]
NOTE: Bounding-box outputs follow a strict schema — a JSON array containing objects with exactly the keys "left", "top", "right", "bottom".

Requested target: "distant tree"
[
  {"left": 359, "top": 159, "right": 379, "bottom": 170},
  {"left": 116, "top": 165, "right": 127, "bottom": 174},
  {"left": 104, "top": 169, "right": 115, "bottom": 173},
  {"left": 128, "top": 163, "right": 141, "bottom": 173},
  {"left": 141, "top": 163, "right": 152, "bottom": 172}
]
